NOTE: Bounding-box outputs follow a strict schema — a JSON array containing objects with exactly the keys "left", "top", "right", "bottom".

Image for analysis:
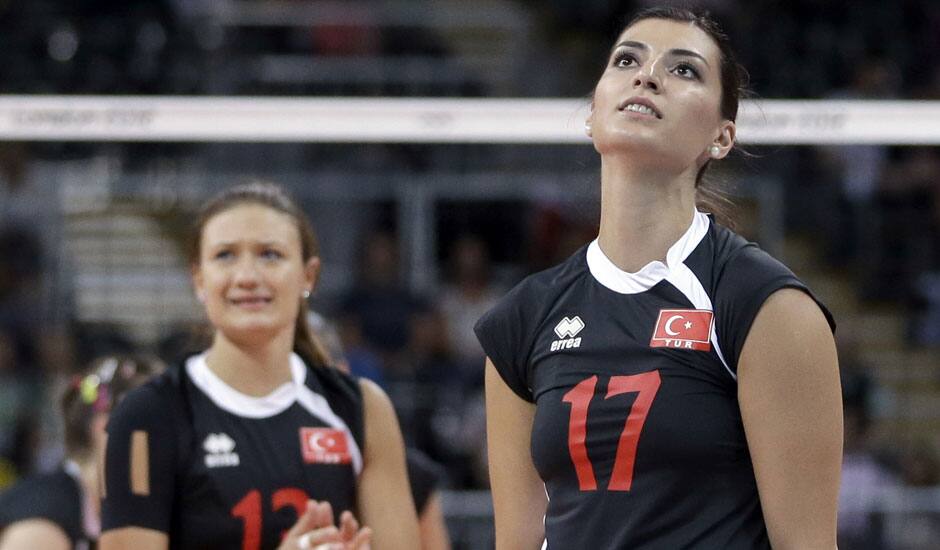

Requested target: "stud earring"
[
  {"left": 302, "top": 290, "right": 311, "bottom": 299},
  {"left": 709, "top": 145, "right": 721, "bottom": 158},
  {"left": 584, "top": 121, "right": 592, "bottom": 137}
]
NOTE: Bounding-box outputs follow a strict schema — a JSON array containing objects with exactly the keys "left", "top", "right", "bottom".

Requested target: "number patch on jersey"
[
  {"left": 232, "top": 487, "right": 308, "bottom": 550},
  {"left": 562, "top": 371, "right": 662, "bottom": 491}
]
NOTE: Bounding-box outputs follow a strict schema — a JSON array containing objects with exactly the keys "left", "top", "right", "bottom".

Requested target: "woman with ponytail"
[
  {"left": 100, "top": 182, "right": 419, "bottom": 550},
  {"left": 0, "top": 354, "right": 161, "bottom": 550},
  {"left": 476, "top": 7, "right": 841, "bottom": 549}
]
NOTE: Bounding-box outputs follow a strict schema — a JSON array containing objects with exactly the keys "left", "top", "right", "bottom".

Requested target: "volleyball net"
[{"left": 2, "top": 96, "right": 940, "bottom": 144}]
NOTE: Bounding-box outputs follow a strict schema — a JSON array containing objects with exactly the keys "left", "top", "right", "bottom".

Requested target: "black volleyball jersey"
[
  {"left": 101, "top": 353, "right": 365, "bottom": 550},
  {"left": 475, "top": 212, "right": 835, "bottom": 549},
  {"left": 0, "top": 464, "right": 92, "bottom": 549}
]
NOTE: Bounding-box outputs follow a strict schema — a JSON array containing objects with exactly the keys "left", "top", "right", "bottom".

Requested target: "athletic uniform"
[
  {"left": 101, "top": 353, "right": 364, "bottom": 550},
  {"left": 0, "top": 463, "right": 93, "bottom": 549},
  {"left": 475, "top": 211, "right": 835, "bottom": 549}
]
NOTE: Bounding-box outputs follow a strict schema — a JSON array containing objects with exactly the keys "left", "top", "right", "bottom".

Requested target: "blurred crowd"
[{"left": 1, "top": 1, "right": 940, "bottom": 548}]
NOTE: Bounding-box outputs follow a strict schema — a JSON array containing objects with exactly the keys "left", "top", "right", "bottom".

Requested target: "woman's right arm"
[
  {"left": 99, "top": 527, "right": 167, "bottom": 550},
  {"left": 0, "top": 520, "right": 71, "bottom": 550},
  {"left": 485, "top": 358, "right": 546, "bottom": 550},
  {"left": 99, "top": 386, "right": 177, "bottom": 550}
]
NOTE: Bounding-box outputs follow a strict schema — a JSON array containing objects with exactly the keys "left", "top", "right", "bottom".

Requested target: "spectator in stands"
[
  {"left": 0, "top": 329, "right": 39, "bottom": 488},
  {"left": 881, "top": 441, "right": 940, "bottom": 550},
  {"left": 838, "top": 343, "right": 893, "bottom": 550},
  {"left": 438, "top": 235, "right": 501, "bottom": 387},
  {"left": 0, "top": 354, "right": 162, "bottom": 550},
  {"left": 337, "top": 230, "right": 428, "bottom": 360}
]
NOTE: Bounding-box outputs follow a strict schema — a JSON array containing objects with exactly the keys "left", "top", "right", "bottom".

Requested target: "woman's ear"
[
  {"left": 304, "top": 257, "right": 321, "bottom": 295},
  {"left": 712, "top": 120, "right": 737, "bottom": 159},
  {"left": 585, "top": 102, "right": 595, "bottom": 137},
  {"left": 192, "top": 265, "right": 206, "bottom": 303}
]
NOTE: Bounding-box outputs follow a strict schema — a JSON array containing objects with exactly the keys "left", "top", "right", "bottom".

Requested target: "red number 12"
[
  {"left": 231, "top": 488, "right": 309, "bottom": 550},
  {"left": 562, "top": 370, "right": 661, "bottom": 491}
]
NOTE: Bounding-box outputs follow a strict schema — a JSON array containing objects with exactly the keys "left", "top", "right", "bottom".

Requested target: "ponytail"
[{"left": 294, "top": 299, "right": 333, "bottom": 368}]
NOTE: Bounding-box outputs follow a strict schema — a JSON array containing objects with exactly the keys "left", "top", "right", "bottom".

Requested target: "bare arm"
[
  {"left": 99, "top": 527, "right": 168, "bottom": 550},
  {"left": 356, "top": 379, "right": 421, "bottom": 550},
  {"left": 0, "top": 520, "right": 71, "bottom": 550},
  {"left": 738, "top": 288, "right": 842, "bottom": 550},
  {"left": 485, "top": 358, "right": 547, "bottom": 550},
  {"left": 418, "top": 492, "right": 452, "bottom": 550}
]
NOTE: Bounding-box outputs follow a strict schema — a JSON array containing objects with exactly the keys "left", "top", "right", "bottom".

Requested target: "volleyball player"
[
  {"left": 476, "top": 7, "right": 842, "bottom": 549},
  {"left": 0, "top": 354, "right": 161, "bottom": 550},
  {"left": 100, "top": 183, "right": 420, "bottom": 549}
]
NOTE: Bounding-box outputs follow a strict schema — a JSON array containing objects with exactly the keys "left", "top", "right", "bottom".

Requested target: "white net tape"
[{"left": 1, "top": 96, "right": 939, "bottom": 145}]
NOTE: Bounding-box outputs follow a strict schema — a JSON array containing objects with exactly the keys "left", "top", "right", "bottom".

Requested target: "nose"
[
  {"left": 232, "top": 257, "right": 260, "bottom": 287},
  {"left": 633, "top": 62, "right": 662, "bottom": 92}
]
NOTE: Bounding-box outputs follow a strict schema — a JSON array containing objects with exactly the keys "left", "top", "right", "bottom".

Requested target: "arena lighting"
[{"left": 1, "top": 96, "right": 939, "bottom": 144}]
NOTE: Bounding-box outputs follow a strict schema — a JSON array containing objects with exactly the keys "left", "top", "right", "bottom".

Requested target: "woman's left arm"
[
  {"left": 738, "top": 288, "right": 842, "bottom": 550},
  {"left": 356, "top": 379, "right": 421, "bottom": 550}
]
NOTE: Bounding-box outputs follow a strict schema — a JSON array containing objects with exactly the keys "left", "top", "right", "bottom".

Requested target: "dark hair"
[
  {"left": 188, "top": 181, "right": 332, "bottom": 369},
  {"left": 62, "top": 354, "right": 164, "bottom": 459},
  {"left": 619, "top": 7, "right": 750, "bottom": 223}
]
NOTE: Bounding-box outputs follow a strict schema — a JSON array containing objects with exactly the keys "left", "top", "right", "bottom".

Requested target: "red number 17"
[{"left": 562, "top": 370, "right": 661, "bottom": 491}]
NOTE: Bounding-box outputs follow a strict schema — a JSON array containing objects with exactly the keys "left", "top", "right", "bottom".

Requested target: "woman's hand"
[{"left": 279, "top": 500, "right": 372, "bottom": 550}]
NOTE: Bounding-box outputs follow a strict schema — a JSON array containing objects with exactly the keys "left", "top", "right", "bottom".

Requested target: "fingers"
[
  {"left": 285, "top": 500, "right": 322, "bottom": 539},
  {"left": 350, "top": 526, "right": 372, "bottom": 549},
  {"left": 297, "top": 526, "right": 341, "bottom": 549},
  {"left": 282, "top": 500, "right": 369, "bottom": 550},
  {"left": 313, "top": 500, "right": 336, "bottom": 532},
  {"left": 338, "top": 510, "right": 359, "bottom": 541}
]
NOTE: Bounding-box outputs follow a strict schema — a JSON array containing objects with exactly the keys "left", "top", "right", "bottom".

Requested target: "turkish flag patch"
[
  {"left": 300, "top": 428, "right": 351, "bottom": 465},
  {"left": 650, "top": 309, "right": 713, "bottom": 351}
]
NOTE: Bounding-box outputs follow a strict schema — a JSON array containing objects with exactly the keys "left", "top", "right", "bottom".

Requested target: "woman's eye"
[
  {"left": 614, "top": 53, "right": 636, "bottom": 68},
  {"left": 260, "top": 249, "right": 283, "bottom": 260},
  {"left": 674, "top": 63, "right": 699, "bottom": 79},
  {"left": 214, "top": 250, "right": 233, "bottom": 260}
]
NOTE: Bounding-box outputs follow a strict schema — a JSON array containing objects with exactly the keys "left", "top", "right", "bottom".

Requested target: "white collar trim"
[
  {"left": 587, "top": 211, "right": 710, "bottom": 294},
  {"left": 185, "top": 352, "right": 308, "bottom": 418}
]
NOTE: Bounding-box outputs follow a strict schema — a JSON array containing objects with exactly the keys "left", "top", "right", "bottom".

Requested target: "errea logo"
[
  {"left": 551, "top": 316, "right": 584, "bottom": 352},
  {"left": 204, "top": 432, "right": 240, "bottom": 468}
]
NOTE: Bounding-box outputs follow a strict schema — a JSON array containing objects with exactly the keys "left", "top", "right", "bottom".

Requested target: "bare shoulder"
[
  {"left": 0, "top": 519, "right": 71, "bottom": 550},
  {"left": 358, "top": 377, "right": 395, "bottom": 415},
  {"left": 741, "top": 287, "right": 834, "bottom": 367},
  {"left": 755, "top": 286, "right": 831, "bottom": 326},
  {"left": 357, "top": 378, "right": 403, "bottom": 455}
]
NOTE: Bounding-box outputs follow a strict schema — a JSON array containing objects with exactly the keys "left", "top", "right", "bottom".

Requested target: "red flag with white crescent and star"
[
  {"left": 649, "top": 309, "right": 713, "bottom": 351},
  {"left": 300, "top": 427, "right": 351, "bottom": 465}
]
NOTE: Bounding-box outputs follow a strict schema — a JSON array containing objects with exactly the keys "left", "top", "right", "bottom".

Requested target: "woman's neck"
[
  {"left": 204, "top": 329, "right": 296, "bottom": 396},
  {"left": 596, "top": 156, "right": 699, "bottom": 273}
]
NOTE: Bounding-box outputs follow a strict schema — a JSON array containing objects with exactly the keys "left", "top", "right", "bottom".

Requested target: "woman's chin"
[
  {"left": 220, "top": 322, "right": 285, "bottom": 345},
  {"left": 594, "top": 134, "right": 665, "bottom": 157}
]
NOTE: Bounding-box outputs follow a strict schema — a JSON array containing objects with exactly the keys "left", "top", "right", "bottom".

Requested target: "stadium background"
[{"left": 1, "top": 1, "right": 939, "bottom": 548}]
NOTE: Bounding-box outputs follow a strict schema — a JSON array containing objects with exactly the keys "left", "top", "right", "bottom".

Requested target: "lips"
[
  {"left": 229, "top": 296, "right": 272, "bottom": 307},
  {"left": 618, "top": 96, "right": 662, "bottom": 119}
]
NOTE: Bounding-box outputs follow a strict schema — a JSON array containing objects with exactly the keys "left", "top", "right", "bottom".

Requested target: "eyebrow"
[
  {"left": 613, "top": 40, "right": 710, "bottom": 66},
  {"left": 208, "top": 239, "right": 287, "bottom": 249}
]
